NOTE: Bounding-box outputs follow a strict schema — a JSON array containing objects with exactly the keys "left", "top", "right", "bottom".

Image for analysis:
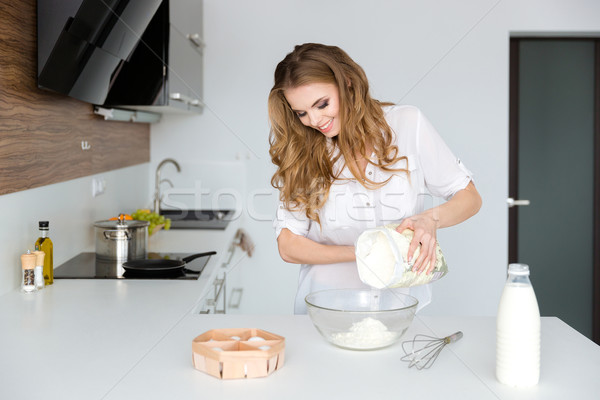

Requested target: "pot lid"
[{"left": 94, "top": 219, "right": 150, "bottom": 229}]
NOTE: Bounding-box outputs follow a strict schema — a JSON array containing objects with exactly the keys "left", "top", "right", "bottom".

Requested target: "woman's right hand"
[{"left": 277, "top": 228, "right": 355, "bottom": 264}]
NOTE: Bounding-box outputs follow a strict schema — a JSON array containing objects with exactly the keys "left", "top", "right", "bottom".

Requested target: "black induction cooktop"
[{"left": 54, "top": 252, "right": 213, "bottom": 280}]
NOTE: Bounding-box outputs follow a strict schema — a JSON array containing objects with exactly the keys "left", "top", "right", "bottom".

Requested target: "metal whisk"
[{"left": 401, "top": 331, "right": 463, "bottom": 369}]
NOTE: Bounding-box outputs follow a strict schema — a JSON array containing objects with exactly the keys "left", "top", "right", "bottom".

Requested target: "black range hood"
[{"left": 37, "top": 0, "right": 165, "bottom": 106}]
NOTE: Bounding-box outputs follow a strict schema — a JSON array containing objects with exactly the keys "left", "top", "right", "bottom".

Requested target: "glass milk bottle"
[{"left": 496, "top": 263, "right": 540, "bottom": 387}]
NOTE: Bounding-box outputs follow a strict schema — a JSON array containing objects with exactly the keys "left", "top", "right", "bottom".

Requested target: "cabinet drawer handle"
[
  {"left": 170, "top": 92, "right": 204, "bottom": 107},
  {"left": 187, "top": 33, "right": 204, "bottom": 48},
  {"left": 212, "top": 276, "right": 226, "bottom": 314},
  {"left": 213, "top": 278, "right": 225, "bottom": 301},
  {"left": 169, "top": 92, "right": 186, "bottom": 102},
  {"left": 228, "top": 288, "right": 243, "bottom": 309},
  {"left": 189, "top": 98, "right": 202, "bottom": 107}
]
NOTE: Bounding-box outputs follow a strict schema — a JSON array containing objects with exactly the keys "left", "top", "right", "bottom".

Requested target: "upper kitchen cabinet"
[
  {"left": 104, "top": 0, "right": 204, "bottom": 114},
  {"left": 37, "top": 0, "right": 205, "bottom": 115},
  {"left": 169, "top": 0, "right": 203, "bottom": 35},
  {"left": 168, "top": 0, "right": 204, "bottom": 113}
]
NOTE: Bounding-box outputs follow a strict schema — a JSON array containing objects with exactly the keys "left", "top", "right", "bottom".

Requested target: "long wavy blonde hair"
[{"left": 268, "top": 43, "right": 407, "bottom": 225}]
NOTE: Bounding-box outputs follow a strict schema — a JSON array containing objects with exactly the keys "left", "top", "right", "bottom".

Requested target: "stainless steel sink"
[{"left": 160, "top": 209, "right": 234, "bottom": 230}]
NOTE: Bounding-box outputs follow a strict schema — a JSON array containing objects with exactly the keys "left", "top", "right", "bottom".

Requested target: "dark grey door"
[{"left": 509, "top": 38, "right": 600, "bottom": 343}]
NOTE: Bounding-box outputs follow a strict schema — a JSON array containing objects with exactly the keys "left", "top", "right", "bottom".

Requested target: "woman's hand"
[
  {"left": 395, "top": 181, "right": 482, "bottom": 275},
  {"left": 277, "top": 228, "right": 356, "bottom": 265},
  {"left": 396, "top": 214, "right": 439, "bottom": 275}
]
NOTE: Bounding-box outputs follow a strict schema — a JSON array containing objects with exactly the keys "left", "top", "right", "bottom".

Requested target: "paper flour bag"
[{"left": 355, "top": 224, "right": 448, "bottom": 289}]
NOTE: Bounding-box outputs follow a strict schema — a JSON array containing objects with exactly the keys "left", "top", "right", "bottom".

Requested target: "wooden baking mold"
[{"left": 192, "top": 328, "right": 285, "bottom": 379}]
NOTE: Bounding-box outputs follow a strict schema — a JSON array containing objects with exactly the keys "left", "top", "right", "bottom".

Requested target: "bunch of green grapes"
[{"left": 131, "top": 209, "right": 171, "bottom": 235}]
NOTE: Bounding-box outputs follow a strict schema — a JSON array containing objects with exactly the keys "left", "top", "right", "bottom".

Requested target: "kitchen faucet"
[{"left": 154, "top": 158, "right": 181, "bottom": 214}]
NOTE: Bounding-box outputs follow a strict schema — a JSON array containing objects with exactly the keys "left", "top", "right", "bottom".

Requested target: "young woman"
[{"left": 268, "top": 43, "right": 482, "bottom": 314}]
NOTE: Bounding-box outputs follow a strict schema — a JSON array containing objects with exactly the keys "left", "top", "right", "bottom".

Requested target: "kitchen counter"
[
  {"left": 0, "top": 233, "right": 228, "bottom": 400},
  {"left": 0, "top": 280, "right": 204, "bottom": 399},
  {"left": 104, "top": 315, "right": 600, "bottom": 400},
  {"left": 1, "top": 278, "right": 599, "bottom": 399}
]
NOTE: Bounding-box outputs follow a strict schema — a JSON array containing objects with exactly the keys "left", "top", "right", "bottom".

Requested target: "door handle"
[{"left": 507, "top": 197, "right": 531, "bottom": 208}]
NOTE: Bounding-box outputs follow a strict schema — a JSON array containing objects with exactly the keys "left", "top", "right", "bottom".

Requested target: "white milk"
[{"left": 496, "top": 278, "right": 541, "bottom": 386}]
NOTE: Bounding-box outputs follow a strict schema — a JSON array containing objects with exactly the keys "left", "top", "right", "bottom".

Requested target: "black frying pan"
[{"left": 122, "top": 251, "right": 217, "bottom": 274}]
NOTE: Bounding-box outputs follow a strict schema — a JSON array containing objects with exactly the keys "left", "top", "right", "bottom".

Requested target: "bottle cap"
[
  {"left": 33, "top": 250, "right": 45, "bottom": 266},
  {"left": 39, "top": 221, "right": 49, "bottom": 229},
  {"left": 21, "top": 254, "right": 36, "bottom": 270},
  {"left": 508, "top": 263, "right": 530, "bottom": 276}
]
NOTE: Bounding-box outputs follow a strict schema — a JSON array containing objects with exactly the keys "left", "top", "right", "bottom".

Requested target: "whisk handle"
[{"left": 445, "top": 331, "right": 463, "bottom": 344}]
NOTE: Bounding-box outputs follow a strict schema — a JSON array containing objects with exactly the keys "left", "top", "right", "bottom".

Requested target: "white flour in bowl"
[{"left": 330, "top": 317, "right": 398, "bottom": 349}]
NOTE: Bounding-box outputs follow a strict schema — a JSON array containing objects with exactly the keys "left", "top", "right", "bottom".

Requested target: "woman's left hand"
[
  {"left": 395, "top": 181, "right": 482, "bottom": 275},
  {"left": 396, "top": 214, "right": 439, "bottom": 275}
]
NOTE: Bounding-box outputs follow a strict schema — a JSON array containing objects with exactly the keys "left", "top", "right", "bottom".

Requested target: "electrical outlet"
[{"left": 92, "top": 178, "right": 106, "bottom": 197}]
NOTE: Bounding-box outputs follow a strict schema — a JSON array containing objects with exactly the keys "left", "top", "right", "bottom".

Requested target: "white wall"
[
  {"left": 154, "top": 0, "right": 597, "bottom": 315},
  {"left": 0, "top": 165, "right": 150, "bottom": 296}
]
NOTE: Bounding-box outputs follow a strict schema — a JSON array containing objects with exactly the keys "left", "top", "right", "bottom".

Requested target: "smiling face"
[{"left": 284, "top": 82, "right": 341, "bottom": 138}]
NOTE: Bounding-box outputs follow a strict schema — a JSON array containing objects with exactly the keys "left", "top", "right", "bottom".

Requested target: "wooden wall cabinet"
[{"left": 0, "top": 0, "right": 150, "bottom": 196}]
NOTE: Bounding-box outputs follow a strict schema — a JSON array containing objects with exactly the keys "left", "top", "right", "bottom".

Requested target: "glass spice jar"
[
  {"left": 21, "top": 252, "right": 37, "bottom": 293},
  {"left": 33, "top": 250, "right": 45, "bottom": 290}
]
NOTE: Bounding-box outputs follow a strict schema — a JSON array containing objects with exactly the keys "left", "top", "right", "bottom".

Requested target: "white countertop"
[
  {"left": 0, "top": 279, "right": 205, "bottom": 399},
  {"left": 1, "top": 278, "right": 599, "bottom": 399},
  {"left": 102, "top": 314, "right": 600, "bottom": 400}
]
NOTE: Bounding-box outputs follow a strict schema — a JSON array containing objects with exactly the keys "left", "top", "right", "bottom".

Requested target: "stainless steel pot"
[{"left": 94, "top": 217, "right": 149, "bottom": 261}]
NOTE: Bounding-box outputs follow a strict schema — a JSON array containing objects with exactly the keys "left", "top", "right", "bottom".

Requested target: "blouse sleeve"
[
  {"left": 416, "top": 109, "right": 473, "bottom": 200},
  {"left": 273, "top": 201, "right": 311, "bottom": 239}
]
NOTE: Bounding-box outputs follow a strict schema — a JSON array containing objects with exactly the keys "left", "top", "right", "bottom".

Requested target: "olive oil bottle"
[{"left": 34, "top": 221, "right": 53, "bottom": 285}]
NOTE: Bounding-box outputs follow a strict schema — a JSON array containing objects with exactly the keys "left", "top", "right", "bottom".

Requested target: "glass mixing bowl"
[{"left": 305, "top": 288, "right": 418, "bottom": 350}]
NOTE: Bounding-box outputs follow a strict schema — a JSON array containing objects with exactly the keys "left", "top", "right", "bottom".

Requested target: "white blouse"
[{"left": 273, "top": 105, "right": 473, "bottom": 314}]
